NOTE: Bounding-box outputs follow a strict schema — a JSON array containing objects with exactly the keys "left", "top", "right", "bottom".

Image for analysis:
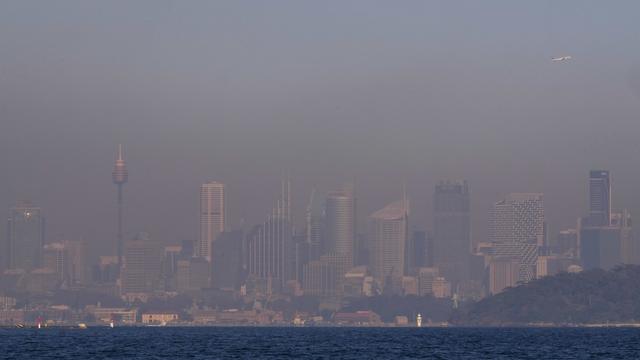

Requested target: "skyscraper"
[
  {"left": 433, "top": 180, "right": 471, "bottom": 287},
  {"left": 245, "top": 179, "right": 293, "bottom": 292},
  {"left": 325, "top": 189, "right": 355, "bottom": 266},
  {"left": 198, "top": 181, "right": 226, "bottom": 262},
  {"left": 43, "top": 242, "right": 68, "bottom": 282},
  {"left": 211, "top": 230, "right": 244, "bottom": 290},
  {"left": 121, "top": 232, "right": 161, "bottom": 296},
  {"left": 489, "top": 193, "right": 545, "bottom": 246},
  {"left": 409, "top": 230, "right": 432, "bottom": 269},
  {"left": 581, "top": 209, "right": 635, "bottom": 269},
  {"left": 305, "top": 188, "right": 324, "bottom": 262},
  {"left": 580, "top": 170, "right": 638, "bottom": 269},
  {"left": 370, "top": 199, "right": 409, "bottom": 290},
  {"left": 66, "top": 239, "right": 89, "bottom": 285},
  {"left": 588, "top": 170, "right": 611, "bottom": 227},
  {"left": 489, "top": 193, "right": 544, "bottom": 282},
  {"left": 7, "top": 201, "right": 45, "bottom": 272},
  {"left": 112, "top": 144, "right": 128, "bottom": 273}
]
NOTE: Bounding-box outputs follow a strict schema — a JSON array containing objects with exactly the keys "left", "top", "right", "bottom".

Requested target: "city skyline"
[
  {"left": 2, "top": 1, "right": 640, "bottom": 334},
  {"left": 4, "top": 149, "right": 636, "bottom": 259},
  {"left": 4, "top": 2, "right": 640, "bottom": 256}
]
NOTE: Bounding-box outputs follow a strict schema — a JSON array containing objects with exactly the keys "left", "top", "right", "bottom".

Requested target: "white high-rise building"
[
  {"left": 198, "top": 181, "right": 226, "bottom": 262},
  {"left": 370, "top": 200, "right": 409, "bottom": 289},
  {"left": 588, "top": 170, "right": 611, "bottom": 227},
  {"left": 325, "top": 190, "right": 355, "bottom": 265},
  {"left": 488, "top": 193, "right": 544, "bottom": 282},
  {"left": 489, "top": 193, "right": 544, "bottom": 246}
]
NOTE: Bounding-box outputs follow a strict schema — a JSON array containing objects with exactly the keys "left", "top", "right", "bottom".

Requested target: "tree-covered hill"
[{"left": 452, "top": 265, "right": 640, "bottom": 325}]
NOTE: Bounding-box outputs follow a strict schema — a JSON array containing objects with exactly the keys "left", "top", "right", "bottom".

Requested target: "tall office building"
[
  {"left": 580, "top": 170, "right": 638, "bottom": 269},
  {"left": 554, "top": 229, "right": 579, "bottom": 258},
  {"left": 211, "top": 230, "right": 244, "bottom": 290},
  {"left": 581, "top": 210, "right": 635, "bottom": 269},
  {"left": 198, "top": 181, "right": 226, "bottom": 262},
  {"left": 489, "top": 256, "right": 520, "bottom": 295},
  {"left": 489, "top": 193, "right": 545, "bottom": 246},
  {"left": 370, "top": 199, "right": 409, "bottom": 290},
  {"left": 121, "top": 232, "right": 161, "bottom": 296},
  {"left": 7, "top": 201, "right": 45, "bottom": 272},
  {"left": 588, "top": 170, "right": 611, "bottom": 227},
  {"left": 409, "top": 230, "right": 432, "bottom": 269},
  {"left": 305, "top": 188, "right": 324, "bottom": 262},
  {"left": 65, "top": 239, "right": 89, "bottom": 285},
  {"left": 433, "top": 180, "right": 471, "bottom": 287},
  {"left": 176, "top": 257, "right": 210, "bottom": 292},
  {"left": 302, "top": 258, "right": 336, "bottom": 297},
  {"left": 293, "top": 233, "right": 309, "bottom": 283},
  {"left": 43, "top": 242, "right": 68, "bottom": 282},
  {"left": 325, "top": 189, "right": 355, "bottom": 266},
  {"left": 39, "top": 241, "right": 82, "bottom": 288},
  {"left": 489, "top": 193, "right": 544, "bottom": 282},
  {"left": 245, "top": 179, "right": 293, "bottom": 292},
  {"left": 112, "top": 145, "right": 128, "bottom": 273}
]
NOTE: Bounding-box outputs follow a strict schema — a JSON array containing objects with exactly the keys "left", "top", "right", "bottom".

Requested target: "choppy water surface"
[{"left": 1, "top": 327, "right": 639, "bottom": 359}]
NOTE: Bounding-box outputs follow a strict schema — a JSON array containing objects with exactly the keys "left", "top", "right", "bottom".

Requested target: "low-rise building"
[
  {"left": 333, "top": 311, "right": 382, "bottom": 326},
  {"left": 402, "top": 276, "right": 418, "bottom": 296},
  {"left": 0, "top": 296, "right": 17, "bottom": 310},
  {"left": 191, "top": 309, "right": 284, "bottom": 325},
  {"left": 394, "top": 315, "right": 409, "bottom": 326},
  {"left": 0, "top": 310, "right": 25, "bottom": 325},
  {"left": 86, "top": 306, "right": 137, "bottom": 324},
  {"left": 432, "top": 277, "right": 452, "bottom": 298},
  {"left": 141, "top": 312, "right": 179, "bottom": 324}
]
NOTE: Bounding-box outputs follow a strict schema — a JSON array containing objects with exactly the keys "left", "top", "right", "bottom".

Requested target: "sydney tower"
[{"left": 112, "top": 144, "right": 128, "bottom": 273}]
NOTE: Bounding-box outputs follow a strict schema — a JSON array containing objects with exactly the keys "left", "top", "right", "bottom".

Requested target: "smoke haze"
[{"left": 2, "top": 1, "right": 640, "bottom": 256}]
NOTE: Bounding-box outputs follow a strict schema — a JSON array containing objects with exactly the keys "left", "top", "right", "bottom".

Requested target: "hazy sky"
[{"left": 2, "top": 1, "right": 640, "bottom": 255}]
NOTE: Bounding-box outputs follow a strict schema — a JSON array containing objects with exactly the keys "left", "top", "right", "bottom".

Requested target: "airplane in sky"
[{"left": 551, "top": 56, "right": 572, "bottom": 62}]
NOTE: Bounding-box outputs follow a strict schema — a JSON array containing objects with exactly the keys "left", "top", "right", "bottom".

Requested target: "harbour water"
[{"left": 1, "top": 326, "right": 640, "bottom": 359}]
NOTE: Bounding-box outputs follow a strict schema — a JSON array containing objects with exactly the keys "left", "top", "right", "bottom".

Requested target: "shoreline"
[{"left": 3, "top": 323, "right": 640, "bottom": 329}]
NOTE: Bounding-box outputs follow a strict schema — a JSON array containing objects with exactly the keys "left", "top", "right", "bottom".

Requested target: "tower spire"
[
  {"left": 112, "top": 144, "right": 128, "bottom": 277},
  {"left": 112, "top": 145, "right": 128, "bottom": 185}
]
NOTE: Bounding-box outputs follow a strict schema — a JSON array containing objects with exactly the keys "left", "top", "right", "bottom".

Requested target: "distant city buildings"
[
  {"left": 7, "top": 201, "right": 45, "bottom": 272},
  {"left": 245, "top": 179, "right": 293, "bottom": 293},
  {"left": 489, "top": 193, "right": 545, "bottom": 246},
  {"left": 488, "top": 193, "right": 544, "bottom": 286},
  {"left": 198, "top": 181, "right": 226, "bottom": 262},
  {"left": 588, "top": 170, "right": 611, "bottom": 227},
  {"left": 409, "top": 230, "right": 432, "bottom": 270},
  {"left": 120, "top": 232, "right": 161, "bottom": 298},
  {"left": 211, "top": 230, "right": 243, "bottom": 290},
  {"left": 305, "top": 189, "right": 324, "bottom": 262},
  {"left": 580, "top": 170, "right": 639, "bottom": 270},
  {"left": 176, "top": 256, "right": 209, "bottom": 292},
  {"left": 489, "top": 256, "right": 520, "bottom": 295},
  {"left": 325, "top": 189, "right": 355, "bottom": 268},
  {"left": 433, "top": 180, "right": 471, "bottom": 288},
  {"left": 581, "top": 209, "right": 633, "bottom": 270},
  {"left": 112, "top": 145, "right": 128, "bottom": 273},
  {"left": 5, "top": 145, "right": 640, "bottom": 321},
  {"left": 370, "top": 199, "right": 409, "bottom": 292}
]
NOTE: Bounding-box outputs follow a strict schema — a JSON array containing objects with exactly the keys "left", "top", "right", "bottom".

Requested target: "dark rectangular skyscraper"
[
  {"left": 211, "top": 230, "right": 244, "bottom": 290},
  {"left": 433, "top": 180, "right": 470, "bottom": 288},
  {"left": 7, "top": 201, "right": 45, "bottom": 272},
  {"left": 588, "top": 170, "right": 611, "bottom": 227}
]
